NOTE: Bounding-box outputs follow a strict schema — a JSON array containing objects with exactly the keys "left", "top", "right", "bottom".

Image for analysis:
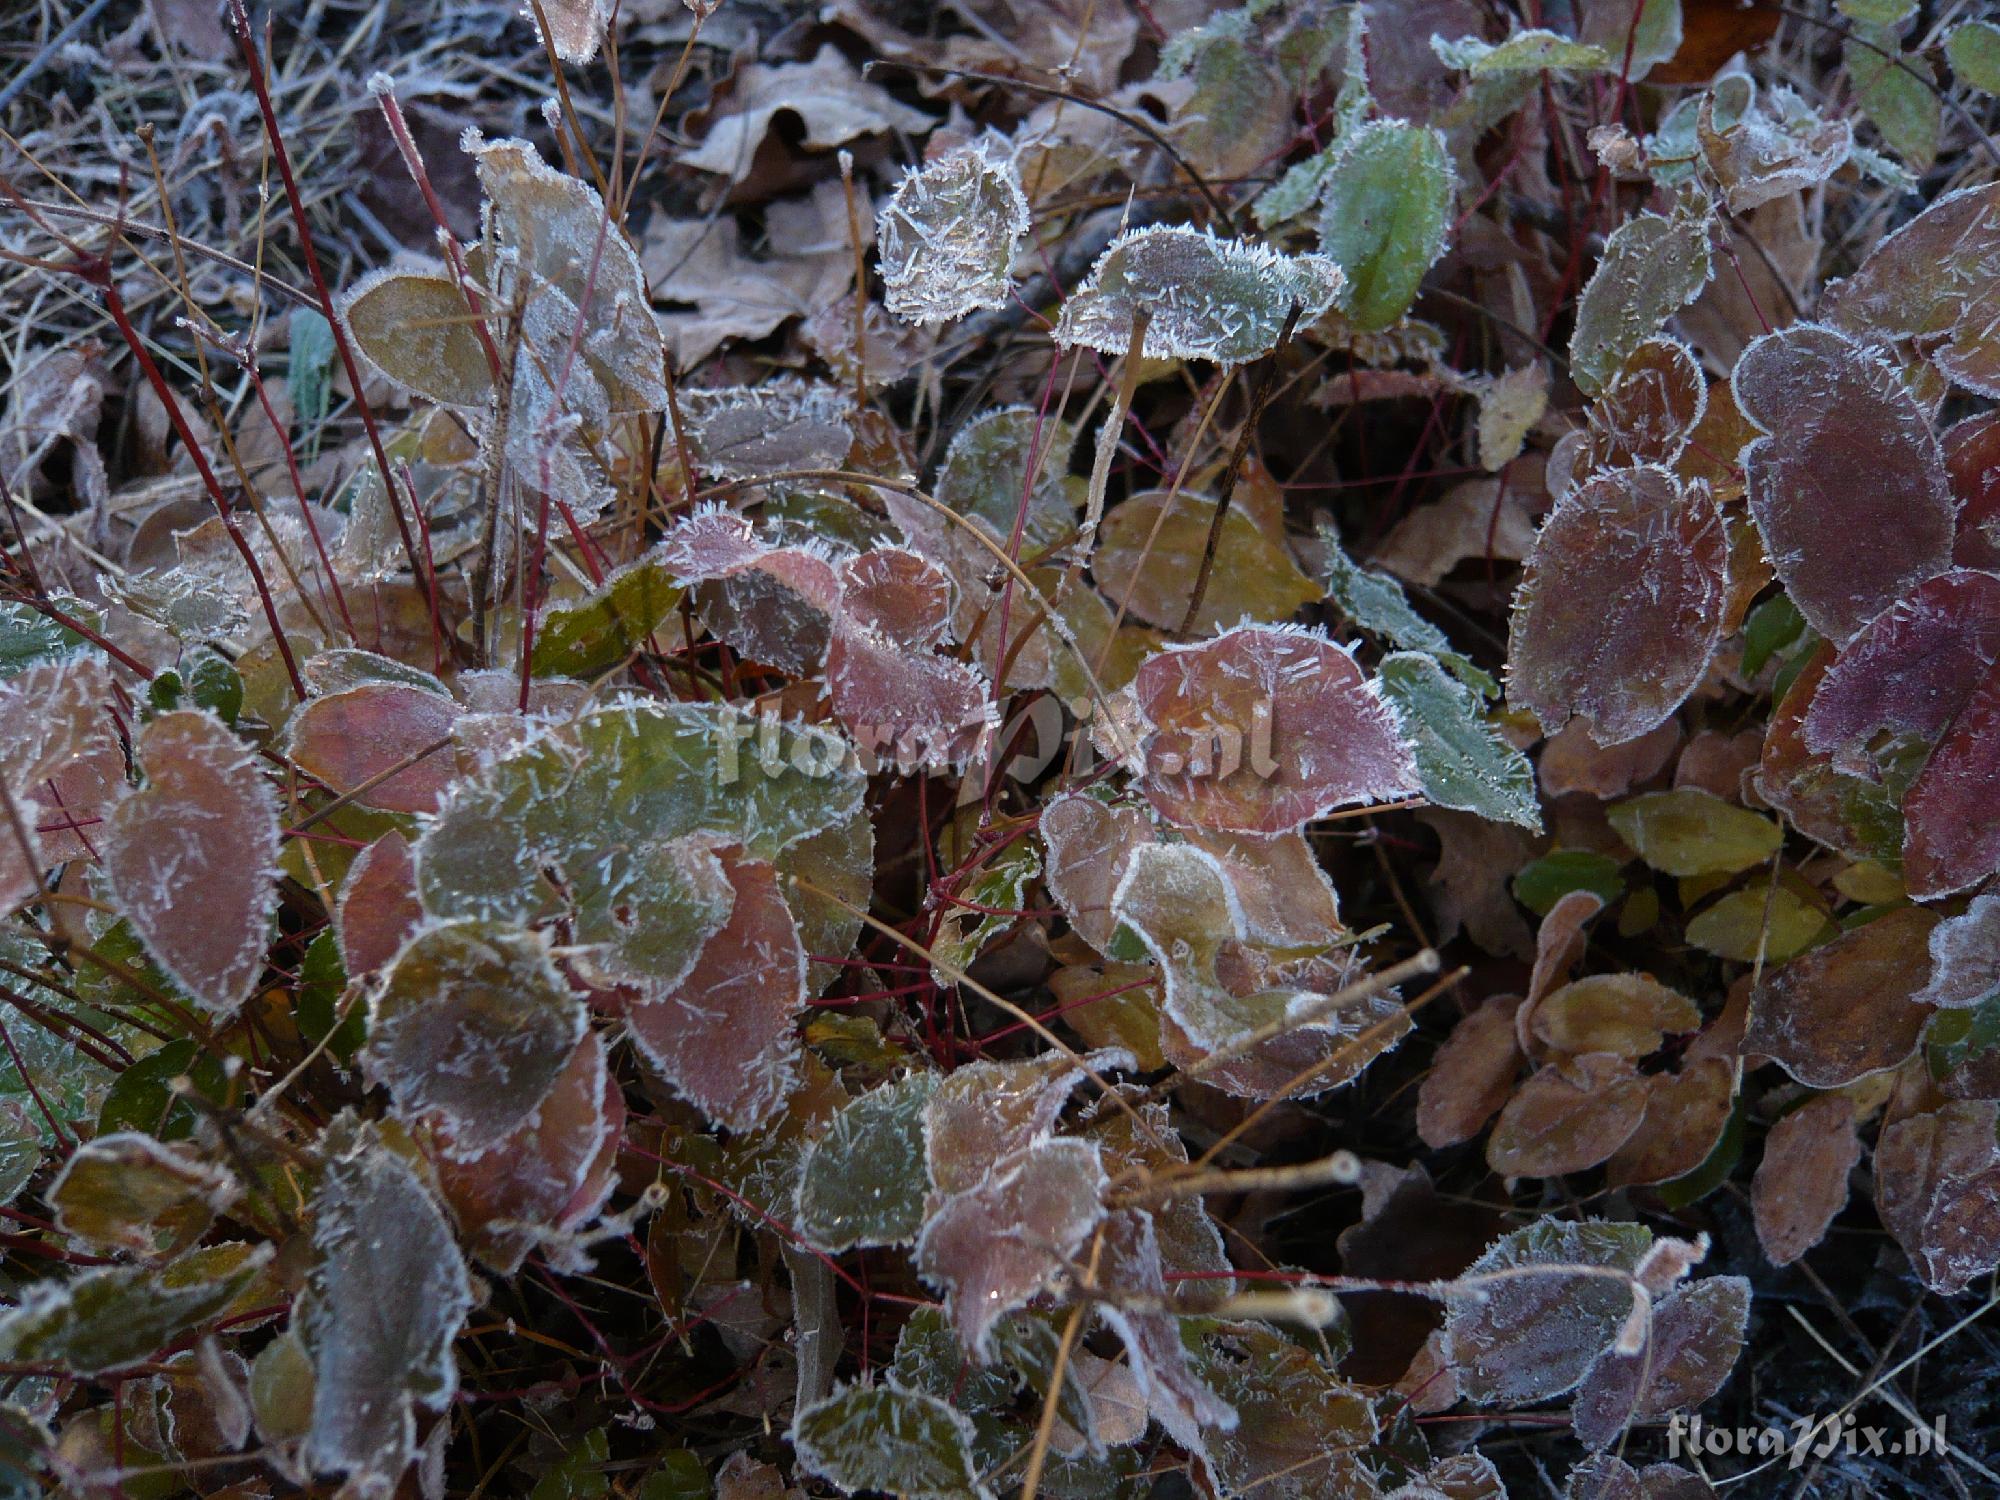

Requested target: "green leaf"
[
  {"left": 1432, "top": 29, "right": 1614, "bottom": 73},
  {"left": 1512, "top": 850, "right": 1624, "bottom": 916},
  {"left": 1946, "top": 20, "right": 2000, "bottom": 94},
  {"left": 1378, "top": 653, "right": 1540, "bottom": 830},
  {"left": 531, "top": 556, "right": 683, "bottom": 680},
  {"left": 1316, "top": 120, "right": 1456, "bottom": 333},
  {"left": 793, "top": 1071, "right": 939, "bottom": 1252},
  {"left": 1319, "top": 525, "right": 1494, "bottom": 695},
  {"left": 289, "top": 308, "right": 337, "bottom": 454},
  {"left": 1740, "top": 593, "right": 1806, "bottom": 679},
  {"left": 1845, "top": 23, "right": 1939, "bottom": 171},
  {"left": 1837, "top": 0, "right": 1914, "bottom": 23},
  {"left": 530, "top": 1426, "right": 610, "bottom": 1500},
  {"left": 0, "top": 601, "right": 84, "bottom": 678},
  {"left": 1608, "top": 789, "right": 1782, "bottom": 876},
  {"left": 1686, "top": 879, "right": 1835, "bottom": 962},
  {"left": 790, "top": 1381, "right": 992, "bottom": 1500},
  {"left": 297, "top": 930, "right": 364, "bottom": 1066},
  {"left": 636, "top": 1453, "right": 709, "bottom": 1500},
  {"left": 0, "top": 1246, "right": 270, "bottom": 1377},
  {"left": 1927, "top": 994, "right": 2000, "bottom": 1080}
]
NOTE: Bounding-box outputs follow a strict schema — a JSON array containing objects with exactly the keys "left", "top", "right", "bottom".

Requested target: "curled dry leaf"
[{"left": 1417, "top": 993, "right": 1525, "bottom": 1149}]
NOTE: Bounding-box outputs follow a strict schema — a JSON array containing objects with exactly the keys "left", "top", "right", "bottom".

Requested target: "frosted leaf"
[
  {"left": 1378, "top": 652, "right": 1540, "bottom": 830},
  {"left": 1315, "top": 120, "right": 1457, "bottom": 333},
  {"left": 1903, "top": 657, "right": 2000, "bottom": 898},
  {"left": 1752, "top": 1092, "right": 1861, "bottom": 1266},
  {"left": 794, "top": 1071, "right": 939, "bottom": 1252},
  {"left": 915, "top": 1136, "right": 1107, "bottom": 1358},
  {"left": 1506, "top": 466, "right": 1728, "bottom": 745},
  {"left": 934, "top": 406, "right": 1078, "bottom": 557},
  {"left": 1477, "top": 363, "right": 1551, "bottom": 472},
  {"left": 286, "top": 682, "right": 461, "bottom": 815},
  {"left": 1486, "top": 1054, "right": 1651, "bottom": 1176},
  {"left": 0, "top": 651, "right": 117, "bottom": 913},
  {"left": 1131, "top": 623, "right": 1419, "bottom": 835},
  {"left": 48, "top": 1133, "right": 238, "bottom": 1256},
  {"left": 1386, "top": 1454, "right": 1507, "bottom": 1500},
  {"left": 679, "top": 382, "right": 853, "bottom": 480},
  {"left": 1946, "top": 411, "right": 2000, "bottom": 569},
  {"left": 1433, "top": 29, "right": 1613, "bottom": 72},
  {"left": 1572, "top": 1277, "right": 1750, "bottom": 1450},
  {"left": 679, "top": 46, "right": 933, "bottom": 179},
  {"left": 339, "top": 268, "right": 494, "bottom": 408},
  {"left": 300, "top": 648, "right": 448, "bottom": 698},
  {"left": 1695, "top": 77, "right": 1850, "bottom": 213},
  {"left": 1042, "top": 789, "right": 1156, "bottom": 954},
  {"left": 926, "top": 1053, "right": 1111, "bottom": 1197},
  {"left": 1743, "top": 907, "right": 1938, "bottom": 1087},
  {"left": 1093, "top": 489, "right": 1323, "bottom": 633},
  {"left": 1734, "top": 324, "right": 1954, "bottom": 641},
  {"left": 1417, "top": 995, "right": 1523, "bottom": 1149},
  {"left": 471, "top": 137, "right": 666, "bottom": 413},
  {"left": 102, "top": 709, "right": 280, "bottom": 1017},
  {"left": 1056, "top": 225, "right": 1344, "bottom": 365},
  {"left": 776, "top": 804, "right": 873, "bottom": 996},
  {"left": 1607, "top": 788, "right": 1780, "bottom": 876},
  {"left": 876, "top": 139, "right": 1030, "bottom": 326},
  {"left": 530, "top": 554, "right": 682, "bottom": 680},
  {"left": 1182, "top": 827, "right": 1345, "bottom": 950},
  {"left": 1603, "top": 1057, "right": 1734, "bottom": 1189},
  {"left": 301, "top": 1123, "right": 472, "bottom": 1492},
  {"left": 623, "top": 854, "right": 807, "bottom": 1132},
  {"left": 1090, "top": 1097, "right": 1235, "bottom": 1310},
  {"left": 1589, "top": 336, "right": 1707, "bottom": 472},
  {"left": 1687, "top": 880, "right": 1836, "bottom": 965},
  {"left": 1844, "top": 22, "right": 1940, "bottom": 175},
  {"left": 789, "top": 1380, "right": 991, "bottom": 1500},
  {"left": 567, "top": 834, "right": 735, "bottom": 994},
  {"left": 1570, "top": 201, "right": 1713, "bottom": 396},
  {"left": 1801, "top": 571, "right": 2000, "bottom": 775},
  {"left": 1444, "top": 1219, "right": 1651, "bottom": 1406},
  {"left": 432, "top": 1029, "right": 623, "bottom": 1273},
  {"left": 837, "top": 547, "right": 953, "bottom": 642},
  {"left": 365, "top": 920, "right": 587, "bottom": 1154},
  {"left": 1531, "top": 975, "right": 1701, "bottom": 1059},
  {"left": 1917, "top": 891, "right": 2000, "bottom": 1009},
  {"left": 1319, "top": 525, "right": 1492, "bottom": 693},
  {"left": 1753, "top": 644, "right": 1903, "bottom": 861},
  {"left": 1578, "top": 0, "right": 1683, "bottom": 80},
  {"left": 1873, "top": 1100, "right": 2000, "bottom": 1294},
  {"left": 0, "top": 1245, "right": 270, "bottom": 1379},
  {"left": 527, "top": 0, "right": 610, "bottom": 64},
  {"left": 1090, "top": 1208, "right": 1236, "bottom": 1451},
  {"left": 1188, "top": 1323, "right": 1377, "bottom": 1498},
  {"left": 828, "top": 623, "right": 994, "bottom": 772}
]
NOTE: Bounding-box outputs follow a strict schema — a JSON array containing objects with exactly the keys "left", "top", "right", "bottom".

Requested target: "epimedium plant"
[{"left": 0, "top": 0, "right": 1998, "bottom": 1494}]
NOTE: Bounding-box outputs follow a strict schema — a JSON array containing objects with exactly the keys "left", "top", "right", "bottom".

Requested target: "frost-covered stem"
[
  {"left": 243, "top": 356, "right": 358, "bottom": 642},
  {"left": 1177, "top": 302, "right": 1301, "bottom": 636},
  {"left": 838, "top": 151, "right": 869, "bottom": 406},
  {"left": 96, "top": 273, "right": 308, "bottom": 701},
  {"left": 471, "top": 319, "right": 524, "bottom": 666},
  {"left": 1064, "top": 309, "right": 1149, "bottom": 607},
  {"left": 227, "top": 0, "right": 434, "bottom": 606}
]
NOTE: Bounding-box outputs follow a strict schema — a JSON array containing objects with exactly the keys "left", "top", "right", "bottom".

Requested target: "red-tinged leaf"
[
  {"left": 826, "top": 624, "right": 994, "bottom": 771},
  {"left": 1180, "top": 827, "right": 1345, "bottom": 950},
  {"left": 1090, "top": 1208, "right": 1236, "bottom": 1452},
  {"left": 0, "top": 652, "right": 118, "bottom": 911},
  {"left": 1751, "top": 1092, "right": 1860, "bottom": 1266},
  {"left": 624, "top": 854, "right": 807, "bottom": 1132},
  {"left": 432, "top": 1030, "right": 622, "bottom": 1272},
  {"left": 1042, "top": 790, "right": 1155, "bottom": 954},
  {"left": 915, "top": 1136, "right": 1107, "bottom": 1358},
  {"left": 366, "top": 921, "right": 587, "bottom": 1153},
  {"left": 1822, "top": 182, "right": 2000, "bottom": 398},
  {"left": 1650, "top": 0, "right": 1782, "bottom": 85},
  {"left": 1733, "top": 324, "right": 1954, "bottom": 642},
  {"left": 1418, "top": 994, "right": 1525, "bottom": 1149},
  {"left": 1605, "top": 1058, "right": 1735, "bottom": 1189},
  {"left": 287, "top": 681, "right": 460, "bottom": 814},
  {"left": 1903, "top": 658, "right": 2000, "bottom": 898},
  {"left": 1539, "top": 718, "right": 1680, "bottom": 800},
  {"left": 1507, "top": 466, "right": 1728, "bottom": 745},
  {"left": 337, "top": 831, "right": 423, "bottom": 978},
  {"left": 925, "top": 1054, "right": 1105, "bottom": 1197},
  {"left": 1742, "top": 907, "right": 1939, "bottom": 1087},
  {"left": 1874, "top": 1100, "right": 2000, "bottom": 1294},
  {"left": 1803, "top": 569, "right": 2000, "bottom": 777},
  {"left": 1917, "top": 890, "right": 2000, "bottom": 1009},
  {"left": 1572, "top": 1277, "right": 1750, "bottom": 1450},
  {"left": 1945, "top": 410, "right": 2000, "bottom": 570},
  {"left": 837, "top": 547, "right": 954, "bottom": 643},
  {"left": 103, "top": 709, "right": 280, "bottom": 1015},
  {"left": 1753, "top": 642, "right": 1901, "bottom": 860},
  {"left": 1589, "top": 337, "right": 1708, "bottom": 473},
  {"left": 1130, "top": 624, "right": 1418, "bottom": 835},
  {"left": 1485, "top": 1054, "right": 1652, "bottom": 1177}
]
